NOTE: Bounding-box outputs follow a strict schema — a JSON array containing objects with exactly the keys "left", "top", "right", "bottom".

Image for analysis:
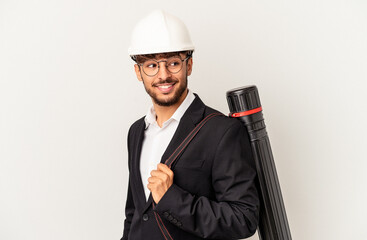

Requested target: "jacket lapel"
[
  {"left": 160, "top": 96, "right": 205, "bottom": 164},
  {"left": 131, "top": 119, "right": 148, "bottom": 212},
  {"left": 142, "top": 95, "right": 206, "bottom": 212}
]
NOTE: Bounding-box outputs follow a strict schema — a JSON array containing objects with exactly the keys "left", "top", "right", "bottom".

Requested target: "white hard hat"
[{"left": 128, "top": 10, "right": 195, "bottom": 56}]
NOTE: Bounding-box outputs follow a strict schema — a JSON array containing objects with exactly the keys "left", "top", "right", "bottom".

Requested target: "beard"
[{"left": 143, "top": 77, "right": 188, "bottom": 107}]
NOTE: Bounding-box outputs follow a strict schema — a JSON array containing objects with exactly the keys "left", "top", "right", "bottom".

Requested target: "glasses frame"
[{"left": 138, "top": 55, "right": 191, "bottom": 77}]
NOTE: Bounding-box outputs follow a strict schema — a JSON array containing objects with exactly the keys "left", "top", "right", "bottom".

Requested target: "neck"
[{"left": 153, "top": 89, "right": 188, "bottom": 127}]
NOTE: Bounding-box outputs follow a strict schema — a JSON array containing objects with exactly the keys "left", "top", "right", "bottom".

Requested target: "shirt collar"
[{"left": 144, "top": 89, "right": 196, "bottom": 129}]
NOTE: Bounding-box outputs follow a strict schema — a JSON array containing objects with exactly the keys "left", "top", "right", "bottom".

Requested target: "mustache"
[{"left": 152, "top": 79, "right": 178, "bottom": 87}]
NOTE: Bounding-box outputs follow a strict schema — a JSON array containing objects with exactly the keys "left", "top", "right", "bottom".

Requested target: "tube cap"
[{"left": 226, "top": 85, "right": 262, "bottom": 113}]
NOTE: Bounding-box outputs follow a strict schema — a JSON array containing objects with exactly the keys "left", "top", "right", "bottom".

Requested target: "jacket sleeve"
[
  {"left": 154, "top": 121, "right": 260, "bottom": 239},
  {"left": 120, "top": 180, "right": 135, "bottom": 240}
]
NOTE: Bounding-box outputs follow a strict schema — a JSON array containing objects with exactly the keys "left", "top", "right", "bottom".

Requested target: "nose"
[{"left": 156, "top": 62, "right": 172, "bottom": 80}]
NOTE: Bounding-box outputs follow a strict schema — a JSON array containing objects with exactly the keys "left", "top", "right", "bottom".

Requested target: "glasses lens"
[
  {"left": 166, "top": 57, "right": 183, "bottom": 74},
  {"left": 141, "top": 56, "right": 185, "bottom": 76},
  {"left": 142, "top": 60, "right": 159, "bottom": 76}
]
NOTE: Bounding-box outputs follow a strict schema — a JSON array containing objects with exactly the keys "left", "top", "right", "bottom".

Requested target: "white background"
[{"left": 1, "top": 0, "right": 366, "bottom": 240}]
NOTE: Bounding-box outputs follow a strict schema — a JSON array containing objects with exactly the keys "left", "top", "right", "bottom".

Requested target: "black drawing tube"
[{"left": 226, "top": 85, "right": 292, "bottom": 240}]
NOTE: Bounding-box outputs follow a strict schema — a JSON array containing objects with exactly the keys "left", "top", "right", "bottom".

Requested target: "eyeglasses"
[{"left": 138, "top": 55, "right": 191, "bottom": 77}]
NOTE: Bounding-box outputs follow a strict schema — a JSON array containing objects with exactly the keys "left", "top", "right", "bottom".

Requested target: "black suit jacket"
[{"left": 121, "top": 95, "right": 259, "bottom": 240}]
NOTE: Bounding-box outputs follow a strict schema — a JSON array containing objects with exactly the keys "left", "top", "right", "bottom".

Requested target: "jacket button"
[
  {"left": 177, "top": 221, "right": 182, "bottom": 227},
  {"left": 142, "top": 214, "right": 149, "bottom": 221},
  {"left": 163, "top": 212, "right": 169, "bottom": 217},
  {"left": 172, "top": 219, "right": 178, "bottom": 224},
  {"left": 167, "top": 215, "right": 173, "bottom": 221}
]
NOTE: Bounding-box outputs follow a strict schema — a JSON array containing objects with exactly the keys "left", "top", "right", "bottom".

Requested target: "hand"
[{"left": 147, "top": 163, "right": 174, "bottom": 204}]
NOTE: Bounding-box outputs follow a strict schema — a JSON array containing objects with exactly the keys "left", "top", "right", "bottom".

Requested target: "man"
[{"left": 121, "top": 10, "right": 259, "bottom": 240}]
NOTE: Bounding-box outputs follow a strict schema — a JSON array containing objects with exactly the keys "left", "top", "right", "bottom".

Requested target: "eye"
[
  {"left": 144, "top": 62, "right": 157, "bottom": 69},
  {"left": 168, "top": 59, "right": 181, "bottom": 67}
]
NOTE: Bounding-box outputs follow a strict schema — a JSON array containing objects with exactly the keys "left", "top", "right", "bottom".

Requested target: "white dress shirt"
[{"left": 140, "top": 90, "right": 196, "bottom": 201}]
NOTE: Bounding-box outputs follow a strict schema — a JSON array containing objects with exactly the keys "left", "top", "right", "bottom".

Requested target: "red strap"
[{"left": 230, "top": 107, "right": 262, "bottom": 117}]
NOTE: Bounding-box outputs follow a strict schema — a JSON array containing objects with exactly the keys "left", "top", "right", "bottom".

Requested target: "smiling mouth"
[
  {"left": 153, "top": 80, "right": 178, "bottom": 93},
  {"left": 156, "top": 83, "right": 176, "bottom": 93},
  {"left": 157, "top": 84, "right": 174, "bottom": 89}
]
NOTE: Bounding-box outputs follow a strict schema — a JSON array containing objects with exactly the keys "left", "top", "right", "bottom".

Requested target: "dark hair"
[{"left": 131, "top": 51, "right": 193, "bottom": 64}]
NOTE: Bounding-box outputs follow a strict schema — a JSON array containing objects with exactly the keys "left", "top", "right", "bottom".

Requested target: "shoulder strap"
[
  {"left": 164, "top": 112, "right": 223, "bottom": 168},
  {"left": 153, "top": 112, "right": 223, "bottom": 240}
]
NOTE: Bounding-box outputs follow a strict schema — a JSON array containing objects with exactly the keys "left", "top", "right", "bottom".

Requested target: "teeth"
[{"left": 159, "top": 85, "right": 172, "bottom": 89}]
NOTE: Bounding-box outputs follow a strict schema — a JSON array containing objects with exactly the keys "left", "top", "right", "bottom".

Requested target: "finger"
[
  {"left": 150, "top": 169, "right": 167, "bottom": 179},
  {"left": 147, "top": 181, "right": 158, "bottom": 190},
  {"left": 150, "top": 170, "right": 160, "bottom": 177},
  {"left": 157, "top": 163, "right": 174, "bottom": 178},
  {"left": 148, "top": 176, "right": 160, "bottom": 183}
]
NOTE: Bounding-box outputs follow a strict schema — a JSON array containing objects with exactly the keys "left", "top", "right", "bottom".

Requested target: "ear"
[
  {"left": 134, "top": 64, "right": 143, "bottom": 82},
  {"left": 186, "top": 57, "right": 193, "bottom": 76}
]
